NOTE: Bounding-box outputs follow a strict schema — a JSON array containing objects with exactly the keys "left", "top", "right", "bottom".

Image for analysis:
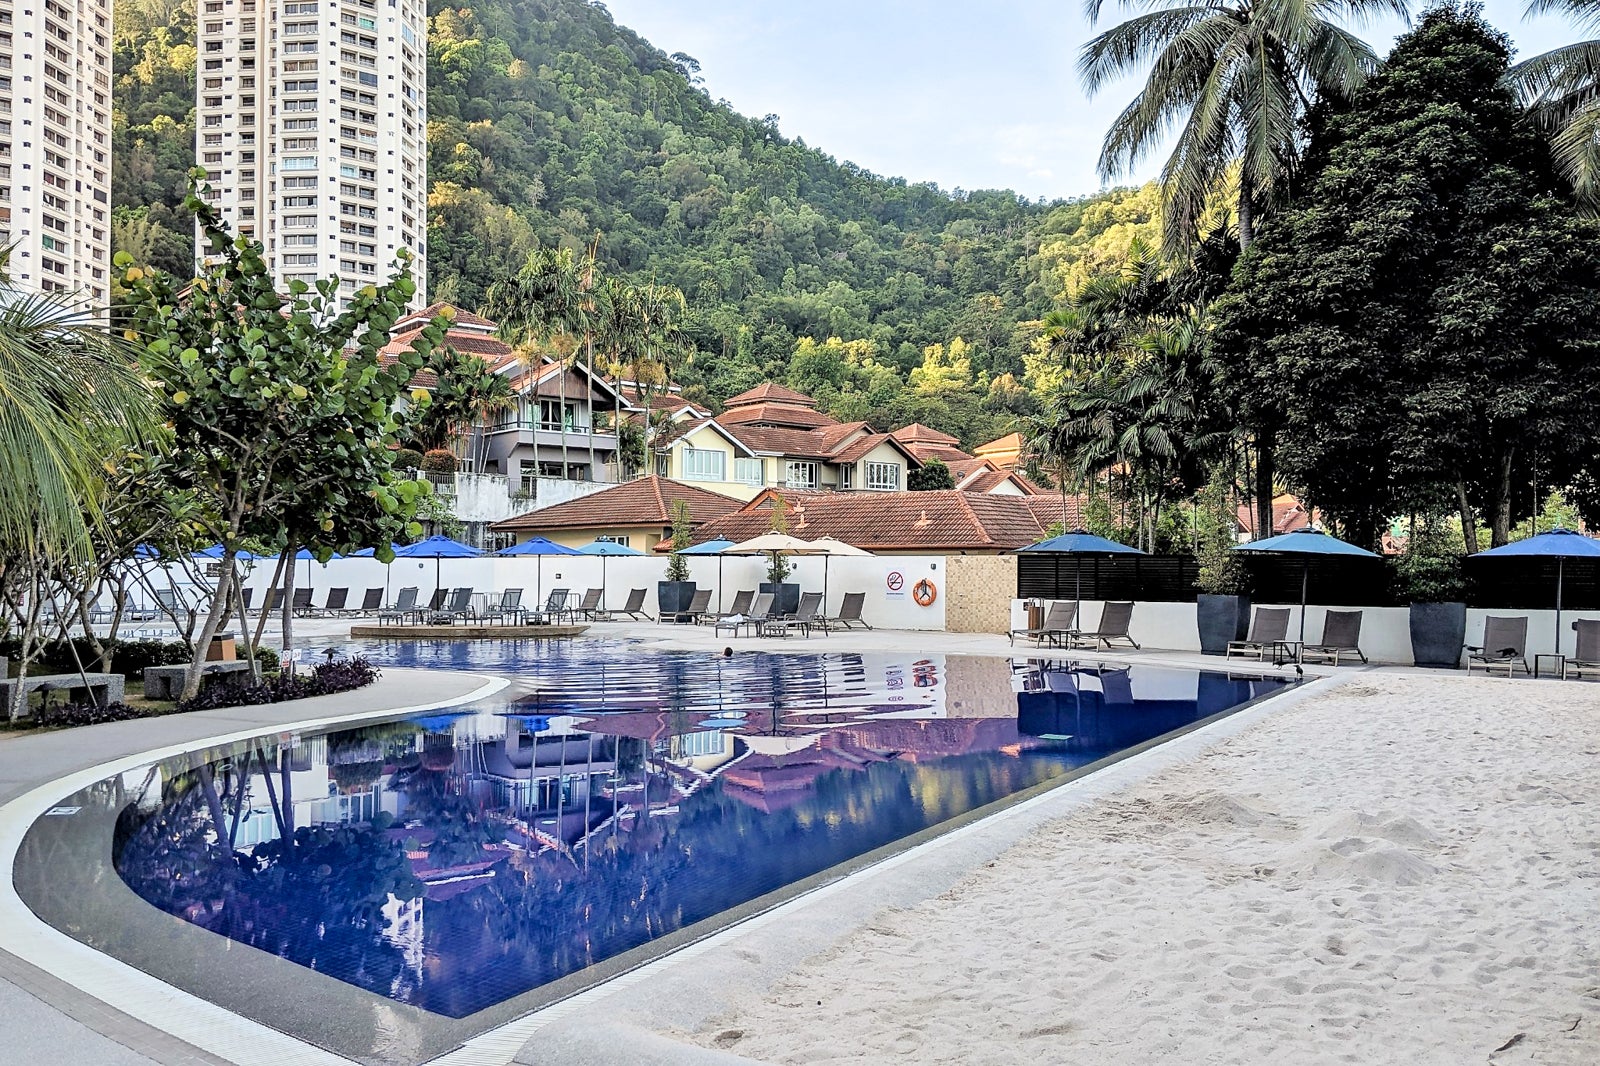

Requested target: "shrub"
[
  {"left": 33, "top": 700, "right": 147, "bottom": 728},
  {"left": 1392, "top": 515, "right": 1467, "bottom": 603},
  {"left": 420, "top": 449, "right": 457, "bottom": 474},
  {"left": 393, "top": 447, "right": 424, "bottom": 471},
  {"left": 174, "top": 655, "right": 380, "bottom": 714}
]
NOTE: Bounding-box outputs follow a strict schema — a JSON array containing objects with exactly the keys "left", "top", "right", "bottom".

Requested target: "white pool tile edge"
[
  {"left": 426, "top": 673, "right": 1347, "bottom": 1066},
  {"left": 0, "top": 673, "right": 511, "bottom": 1066}
]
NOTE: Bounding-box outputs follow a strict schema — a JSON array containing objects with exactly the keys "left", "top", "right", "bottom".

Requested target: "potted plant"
[
  {"left": 656, "top": 499, "right": 698, "bottom": 619},
  {"left": 757, "top": 495, "right": 801, "bottom": 615},
  {"left": 1396, "top": 515, "right": 1467, "bottom": 668},
  {"left": 1194, "top": 480, "right": 1252, "bottom": 655}
]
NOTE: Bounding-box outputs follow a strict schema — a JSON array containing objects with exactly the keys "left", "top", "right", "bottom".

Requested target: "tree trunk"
[
  {"left": 585, "top": 336, "right": 597, "bottom": 480},
  {"left": 252, "top": 552, "right": 289, "bottom": 652},
  {"left": 280, "top": 539, "right": 297, "bottom": 672},
  {"left": 559, "top": 358, "right": 570, "bottom": 478},
  {"left": 182, "top": 553, "right": 237, "bottom": 701},
  {"left": 1253, "top": 430, "right": 1275, "bottom": 541},
  {"left": 1489, "top": 447, "right": 1516, "bottom": 547},
  {"left": 231, "top": 561, "right": 261, "bottom": 681},
  {"left": 1237, "top": 176, "right": 1255, "bottom": 252},
  {"left": 1457, "top": 480, "right": 1479, "bottom": 555}
]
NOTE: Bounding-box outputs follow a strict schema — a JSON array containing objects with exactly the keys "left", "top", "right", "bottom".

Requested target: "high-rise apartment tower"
[
  {"left": 196, "top": 0, "right": 427, "bottom": 307},
  {"left": 0, "top": 0, "right": 114, "bottom": 302}
]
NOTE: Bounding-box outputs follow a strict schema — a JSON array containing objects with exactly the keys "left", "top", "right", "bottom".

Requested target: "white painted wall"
[
  {"left": 441, "top": 473, "right": 612, "bottom": 524},
  {"left": 1010, "top": 598, "right": 1600, "bottom": 666}
]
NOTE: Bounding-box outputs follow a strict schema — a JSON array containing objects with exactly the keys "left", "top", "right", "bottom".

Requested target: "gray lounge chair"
[
  {"left": 378, "top": 587, "right": 419, "bottom": 625},
  {"left": 762, "top": 592, "right": 823, "bottom": 638},
  {"left": 594, "top": 587, "right": 652, "bottom": 621},
  {"left": 430, "top": 587, "right": 474, "bottom": 624},
  {"left": 1464, "top": 615, "right": 1527, "bottom": 676},
  {"left": 238, "top": 587, "right": 254, "bottom": 613},
  {"left": 265, "top": 589, "right": 286, "bottom": 612},
  {"left": 1563, "top": 619, "right": 1600, "bottom": 679},
  {"left": 525, "top": 589, "right": 571, "bottom": 624},
  {"left": 312, "top": 587, "right": 349, "bottom": 616},
  {"left": 702, "top": 589, "right": 754, "bottom": 625},
  {"left": 1076, "top": 601, "right": 1140, "bottom": 650},
  {"left": 715, "top": 592, "right": 774, "bottom": 637},
  {"left": 1010, "top": 601, "right": 1078, "bottom": 647},
  {"left": 1227, "top": 607, "right": 1292, "bottom": 661},
  {"left": 423, "top": 588, "right": 448, "bottom": 614},
  {"left": 154, "top": 588, "right": 195, "bottom": 627},
  {"left": 481, "top": 588, "right": 523, "bottom": 624},
  {"left": 290, "top": 587, "right": 315, "bottom": 616},
  {"left": 1302, "top": 610, "right": 1367, "bottom": 666},
  {"left": 676, "top": 589, "right": 713, "bottom": 624},
  {"left": 353, "top": 588, "right": 383, "bottom": 614},
  {"left": 820, "top": 591, "right": 871, "bottom": 631},
  {"left": 573, "top": 588, "right": 604, "bottom": 619}
]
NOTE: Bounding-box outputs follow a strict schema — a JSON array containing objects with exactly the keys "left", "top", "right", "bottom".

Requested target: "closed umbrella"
[
  {"left": 393, "top": 534, "right": 483, "bottom": 604},
  {"left": 496, "top": 537, "right": 583, "bottom": 611},
  {"left": 576, "top": 539, "right": 644, "bottom": 612},
  {"left": 680, "top": 537, "right": 737, "bottom": 612},
  {"left": 1233, "top": 528, "right": 1380, "bottom": 644},
  {"left": 1016, "top": 529, "right": 1146, "bottom": 621},
  {"left": 352, "top": 543, "right": 406, "bottom": 603},
  {"left": 1470, "top": 527, "right": 1600, "bottom": 655},
  {"left": 804, "top": 536, "right": 873, "bottom": 614}
]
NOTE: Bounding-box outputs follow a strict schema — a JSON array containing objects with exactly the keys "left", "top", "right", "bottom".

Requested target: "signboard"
[
  {"left": 205, "top": 562, "right": 223, "bottom": 578},
  {"left": 885, "top": 569, "right": 906, "bottom": 600}
]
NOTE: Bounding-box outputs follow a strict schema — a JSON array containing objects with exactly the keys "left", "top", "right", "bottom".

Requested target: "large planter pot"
[
  {"left": 1196, "top": 594, "right": 1251, "bottom": 656},
  {"left": 759, "top": 581, "right": 801, "bottom": 616},
  {"left": 1410, "top": 601, "right": 1467, "bottom": 668},
  {"left": 657, "top": 580, "right": 698, "bottom": 620}
]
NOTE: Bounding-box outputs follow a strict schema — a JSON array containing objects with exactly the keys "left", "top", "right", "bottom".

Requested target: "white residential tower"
[
  {"left": 195, "top": 0, "right": 428, "bottom": 307},
  {"left": 0, "top": 0, "right": 114, "bottom": 302}
]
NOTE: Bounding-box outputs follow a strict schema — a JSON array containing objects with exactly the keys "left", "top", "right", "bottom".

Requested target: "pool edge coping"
[{"left": 0, "top": 671, "right": 512, "bottom": 1066}]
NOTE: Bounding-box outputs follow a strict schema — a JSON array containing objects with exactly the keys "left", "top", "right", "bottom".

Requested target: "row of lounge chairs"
[
  {"left": 705, "top": 590, "right": 871, "bottom": 637},
  {"left": 1009, "top": 601, "right": 1141, "bottom": 651},
  {"left": 1462, "top": 615, "right": 1600, "bottom": 679},
  {"left": 374, "top": 587, "right": 655, "bottom": 626},
  {"left": 1225, "top": 607, "right": 1368, "bottom": 666}
]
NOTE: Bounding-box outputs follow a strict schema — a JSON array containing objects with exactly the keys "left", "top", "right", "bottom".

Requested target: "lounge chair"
[
  {"left": 701, "top": 589, "right": 754, "bottom": 625},
  {"left": 572, "top": 588, "right": 604, "bottom": 620},
  {"left": 820, "top": 591, "right": 871, "bottom": 631},
  {"left": 1074, "top": 601, "right": 1140, "bottom": 650},
  {"left": 481, "top": 588, "right": 524, "bottom": 624},
  {"left": 1010, "top": 601, "right": 1078, "bottom": 647},
  {"left": 1563, "top": 619, "right": 1600, "bottom": 680},
  {"left": 154, "top": 588, "right": 195, "bottom": 627},
  {"left": 1226, "top": 607, "right": 1292, "bottom": 661},
  {"left": 289, "top": 587, "right": 315, "bottom": 616},
  {"left": 353, "top": 588, "right": 383, "bottom": 615},
  {"left": 525, "top": 589, "right": 571, "bottom": 624},
  {"left": 1302, "top": 610, "right": 1368, "bottom": 666},
  {"left": 675, "top": 589, "right": 713, "bottom": 624},
  {"left": 715, "top": 592, "right": 774, "bottom": 637},
  {"left": 378, "top": 587, "right": 419, "bottom": 625},
  {"left": 429, "top": 587, "right": 475, "bottom": 624},
  {"left": 1464, "top": 615, "right": 1528, "bottom": 676},
  {"left": 596, "top": 587, "right": 653, "bottom": 621},
  {"left": 265, "top": 589, "right": 286, "bottom": 612},
  {"left": 238, "top": 587, "right": 254, "bottom": 613},
  {"left": 762, "top": 592, "right": 823, "bottom": 638},
  {"left": 424, "top": 588, "right": 448, "bottom": 614},
  {"left": 314, "top": 587, "right": 349, "bottom": 616}
]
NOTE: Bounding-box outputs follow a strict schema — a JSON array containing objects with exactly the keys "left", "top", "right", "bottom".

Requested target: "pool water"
[{"left": 110, "top": 643, "right": 1288, "bottom": 1019}]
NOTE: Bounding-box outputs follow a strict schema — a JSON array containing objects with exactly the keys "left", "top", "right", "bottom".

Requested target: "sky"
[{"left": 600, "top": 0, "right": 1579, "bottom": 202}]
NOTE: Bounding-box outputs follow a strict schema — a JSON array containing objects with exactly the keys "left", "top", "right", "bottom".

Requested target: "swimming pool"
[{"left": 22, "top": 642, "right": 1290, "bottom": 1061}]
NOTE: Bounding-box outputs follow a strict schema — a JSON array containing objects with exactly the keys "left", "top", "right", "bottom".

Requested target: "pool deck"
[
  {"left": 9, "top": 625, "right": 1585, "bottom": 1065},
  {"left": 347, "top": 622, "right": 589, "bottom": 639}
]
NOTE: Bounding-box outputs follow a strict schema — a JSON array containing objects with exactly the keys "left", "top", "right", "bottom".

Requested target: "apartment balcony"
[{"left": 489, "top": 420, "right": 619, "bottom": 454}]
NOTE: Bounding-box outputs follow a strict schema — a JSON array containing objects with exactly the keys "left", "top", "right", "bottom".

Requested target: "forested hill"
[{"left": 113, "top": 0, "right": 1158, "bottom": 441}]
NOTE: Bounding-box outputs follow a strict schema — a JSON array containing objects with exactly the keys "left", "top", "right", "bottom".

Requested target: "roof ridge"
[{"left": 949, "top": 489, "right": 995, "bottom": 545}]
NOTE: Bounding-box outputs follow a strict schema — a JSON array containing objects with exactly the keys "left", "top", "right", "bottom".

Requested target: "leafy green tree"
[
  {"left": 663, "top": 500, "right": 692, "bottom": 582},
  {"left": 908, "top": 458, "right": 956, "bottom": 491},
  {"left": 1080, "top": 0, "right": 1404, "bottom": 254},
  {"left": 410, "top": 343, "right": 516, "bottom": 465},
  {"left": 1211, "top": 6, "right": 1600, "bottom": 550},
  {"left": 116, "top": 173, "right": 450, "bottom": 696}
]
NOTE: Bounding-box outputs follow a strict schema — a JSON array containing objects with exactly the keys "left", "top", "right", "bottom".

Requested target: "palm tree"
[
  {"left": 1509, "top": 0, "right": 1600, "bottom": 206},
  {"left": 486, "top": 248, "right": 588, "bottom": 478},
  {"left": 1081, "top": 0, "right": 1405, "bottom": 254},
  {"left": 595, "top": 276, "right": 645, "bottom": 479},
  {"left": 629, "top": 282, "right": 689, "bottom": 471}
]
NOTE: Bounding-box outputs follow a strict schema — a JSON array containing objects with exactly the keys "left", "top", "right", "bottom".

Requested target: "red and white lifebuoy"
[{"left": 912, "top": 579, "right": 938, "bottom": 607}]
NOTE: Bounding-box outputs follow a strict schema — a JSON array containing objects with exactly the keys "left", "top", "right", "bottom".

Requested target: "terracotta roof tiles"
[
  {"left": 492, "top": 476, "right": 743, "bottom": 533},
  {"left": 717, "top": 402, "right": 838, "bottom": 429},
  {"left": 723, "top": 383, "right": 818, "bottom": 408}
]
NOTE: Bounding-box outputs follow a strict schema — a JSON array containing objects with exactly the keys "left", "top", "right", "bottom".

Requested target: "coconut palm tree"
[
  {"left": 1509, "top": 0, "right": 1600, "bottom": 206},
  {"left": 1081, "top": 0, "right": 1406, "bottom": 254},
  {"left": 486, "top": 248, "right": 588, "bottom": 477}
]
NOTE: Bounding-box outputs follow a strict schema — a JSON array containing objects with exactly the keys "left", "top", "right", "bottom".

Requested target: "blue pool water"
[{"left": 111, "top": 642, "right": 1288, "bottom": 1018}]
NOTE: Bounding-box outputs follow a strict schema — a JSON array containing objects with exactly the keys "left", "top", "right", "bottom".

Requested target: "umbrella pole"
[
  {"left": 1300, "top": 562, "right": 1309, "bottom": 645},
  {"left": 1075, "top": 556, "right": 1083, "bottom": 631},
  {"left": 718, "top": 556, "right": 724, "bottom": 613},
  {"left": 824, "top": 556, "right": 831, "bottom": 615},
  {"left": 1556, "top": 558, "right": 1564, "bottom": 656}
]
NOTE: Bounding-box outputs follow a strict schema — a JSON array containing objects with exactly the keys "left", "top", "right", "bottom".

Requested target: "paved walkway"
[{"left": 0, "top": 667, "right": 501, "bottom": 1066}]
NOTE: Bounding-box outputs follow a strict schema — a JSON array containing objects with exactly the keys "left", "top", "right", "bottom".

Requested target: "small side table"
[
  {"left": 1535, "top": 653, "right": 1566, "bottom": 679},
  {"left": 1270, "top": 640, "right": 1303, "bottom": 666}
]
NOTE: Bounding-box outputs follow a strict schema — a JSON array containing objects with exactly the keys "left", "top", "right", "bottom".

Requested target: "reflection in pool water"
[{"left": 112, "top": 643, "right": 1286, "bottom": 1018}]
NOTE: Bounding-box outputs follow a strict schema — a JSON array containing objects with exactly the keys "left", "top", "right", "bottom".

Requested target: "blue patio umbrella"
[
  {"left": 1471, "top": 527, "right": 1600, "bottom": 655},
  {"left": 1234, "top": 528, "right": 1380, "bottom": 643},
  {"left": 194, "top": 543, "right": 265, "bottom": 560},
  {"left": 577, "top": 539, "right": 644, "bottom": 613},
  {"left": 133, "top": 543, "right": 161, "bottom": 559},
  {"left": 394, "top": 535, "right": 484, "bottom": 600},
  {"left": 681, "top": 537, "right": 738, "bottom": 612},
  {"left": 1016, "top": 529, "right": 1147, "bottom": 620},
  {"left": 497, "top": 537, "right": 583, "bottom": 608}
]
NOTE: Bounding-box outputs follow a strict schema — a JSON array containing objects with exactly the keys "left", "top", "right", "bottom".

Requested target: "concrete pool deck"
[{"left": 4, "top": 628, "right": 1594, "bottom": 1064}]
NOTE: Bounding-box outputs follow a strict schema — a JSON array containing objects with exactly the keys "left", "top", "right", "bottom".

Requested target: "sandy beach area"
[{"left": 678, "top": 674, "right": 1600, "bottom": 1064}]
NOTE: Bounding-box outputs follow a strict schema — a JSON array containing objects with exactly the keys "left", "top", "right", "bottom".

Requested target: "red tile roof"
[
  {"left": 723, "top": 383, "right": 818, "bottom": 408},
  {"left": 905, "top": 442, "right": 977, "bottom": 463},
  {"left": 1236, "top": 494, "right": 1318, "bottom": 536},
  {"left": 717, "top": 402, "right": 838, "bottom": 429},
  {"left": 829, "top": 432, "right": 900, "bottom": 465},
  {"left": 892, "top": 423, "right": 960, "bottom": 445},
  {"left": 396, "top": 302, "right": 498, "bottom": 332},
  {"left": 685, "top": 489, "right": 1083, "bottom": 552},
  {"left": 717, "top": 423, "right": 843, "bottom": 459},
  {"left": 492, "top": 476, "right": 743, "bottom": 533}
]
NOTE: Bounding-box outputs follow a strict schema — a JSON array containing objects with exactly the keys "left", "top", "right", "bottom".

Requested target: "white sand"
[{"left": 682, "top": 676, "right": 1600, "bottom": 1064}]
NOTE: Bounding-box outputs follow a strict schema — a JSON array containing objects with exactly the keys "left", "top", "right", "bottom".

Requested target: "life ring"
[{"left": 912, "top": 579, "right": 938, "bottom": 607}]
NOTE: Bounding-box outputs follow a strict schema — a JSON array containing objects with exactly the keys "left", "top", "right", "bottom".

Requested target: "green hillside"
[{"left": 110, "top": 0, "right": 1153, "bottom": 443}]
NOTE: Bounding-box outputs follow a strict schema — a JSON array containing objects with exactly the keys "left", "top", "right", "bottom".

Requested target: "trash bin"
[
  {"left": 206, "top": 633, "right": 237, "bottom": 662},
  {"left": 1025, "top": 599, "right": 1042, "bottom": 633}
]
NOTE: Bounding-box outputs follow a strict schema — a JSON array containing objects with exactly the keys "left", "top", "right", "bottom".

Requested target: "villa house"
[{"left": 491, "top": 475, "right": 743, "bottom": 551}]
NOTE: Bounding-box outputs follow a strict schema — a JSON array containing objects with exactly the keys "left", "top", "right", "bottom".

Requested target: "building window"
[
  {"left": 596, "top": 535, "right": 630, "bottom": 547},
  {"left": 785, "top": 461, "right": 817, "bottom": 489},
  {"left": 839, "top": 464, "right": 854, "bottom": 490},
  {"left": 682, "top": 447, "right": 726, "bottom": 482},
  {"left": 538, "top": 399, "right": 576, "bottom": 432},
  {"left": 733, "top": 457, "right": 763, "bottom": 485},
  {"left": 865, "top": 462, "right": 901, "bottom": 491}
]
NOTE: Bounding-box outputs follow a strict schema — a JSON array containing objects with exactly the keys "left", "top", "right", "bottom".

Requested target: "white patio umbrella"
[
  {"left": 805, "top": 536, "right": 874, "bottom": 612},
  {"left": 726, "top": 533, "right": 827, "bottom": 615}
]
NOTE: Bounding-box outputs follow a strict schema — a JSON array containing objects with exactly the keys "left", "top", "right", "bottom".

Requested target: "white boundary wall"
[
  {"left": 1010, "top": 598, "right": 1600, "bottom": 665},
  {"left": 197, "top": 552, "right": 950, "bottom": 631}
]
